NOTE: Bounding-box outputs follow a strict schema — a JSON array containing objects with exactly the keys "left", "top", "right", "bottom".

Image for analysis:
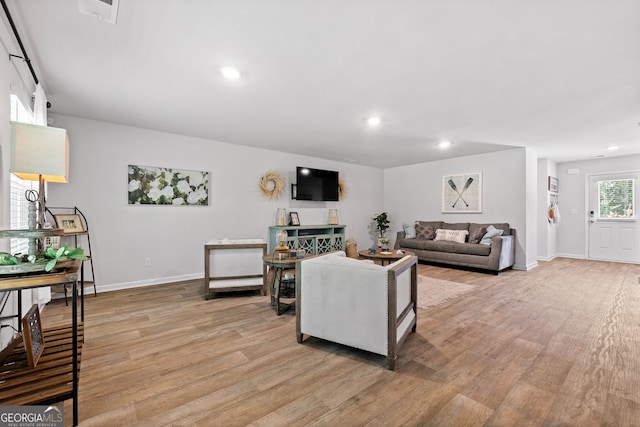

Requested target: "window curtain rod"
[{"left": 1, "top": 0, "right": 39, "bottom": 85}]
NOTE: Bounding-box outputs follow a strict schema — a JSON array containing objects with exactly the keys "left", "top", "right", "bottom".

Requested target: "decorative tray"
[
  {"left": 0, "top": 259, "right": 80, "bottom": 276},
  {"left": 0, "top": 229, "right": 64, "bottom": 238}
]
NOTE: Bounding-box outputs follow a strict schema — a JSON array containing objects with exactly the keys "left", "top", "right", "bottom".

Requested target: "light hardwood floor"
[{"left": 41, "top": 258, "right": 640, "bottom": 426}]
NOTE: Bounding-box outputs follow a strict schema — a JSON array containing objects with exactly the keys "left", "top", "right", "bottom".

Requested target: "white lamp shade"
[{"left": 10, "top": 121, "right": 70, "bottom": 183}]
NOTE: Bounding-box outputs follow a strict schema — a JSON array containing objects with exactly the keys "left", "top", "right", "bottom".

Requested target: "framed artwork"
[
  {"left": 548, "top": 176, "right": 559, "bottom": 193},
  {"left": 442, "top": 172, "right": 483, "bottom": 213},
  {"left": 127, "top": 164, "right": 209, "bottom": 206},
  {"left": 43, "top": 235, "right": 61, "bottom": 249},
  {"left": 289, "top": 212, "right": 300, "bottom": 226},
  {"left": 22, "top": 305, "right": 45, "bottom": 369},
  {"left": 54, "top": 214, "right": 85, "bottom": 233}
]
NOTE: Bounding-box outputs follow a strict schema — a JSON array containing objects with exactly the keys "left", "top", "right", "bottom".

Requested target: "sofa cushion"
[
  {"left": 468, "top": 224, "right": 488, "bottom": 244},
  {"left": 415, "top": 221, "right": 440, "bottom": 239},
  {"left": 441, "top": 222, "right": 470, "bottom": 231},
  {"left": 434, "top": 229, "right": 469, "bottom": 243},
  {"left": 470, "top": 222, "right": 510, "bottom": 237},
  {"left": 398, "top": 238, "right": 425, "bottom": 250},
  {"left": 480, "top": 225, "right": 504, "bottom": 245},
  {"left": 398, "top": 238, "right": 456, "bottom": 253},
  {"left": 453, "top": 242, "right": 492, "bottom": 256},
  {"left": 423, "top": 240, "right": 456, "bottom": 253},
  {"left": 402, "top": 223, "right": 416, "bottom": 239}
]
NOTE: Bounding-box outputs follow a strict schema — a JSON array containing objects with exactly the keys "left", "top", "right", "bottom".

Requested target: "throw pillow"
[
  {"left": 402, "top": 223, "right": 416, "bottom": 239},
  {"left": 468, "top": 226, "right": 487, "bottom": 244},
  {"left": 415, "top": 223, "right": 436, "bottom": 240},
  {"left": 434, "top": 229, "right": 469, "bottom": 243},
  {"left": 479, "top": 225, "right": 504, "bottom": 245}
]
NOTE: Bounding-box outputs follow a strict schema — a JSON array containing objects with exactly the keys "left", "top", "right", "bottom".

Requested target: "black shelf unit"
[{"left": 45, "top": 206, "right": 97, "bottom": 301}]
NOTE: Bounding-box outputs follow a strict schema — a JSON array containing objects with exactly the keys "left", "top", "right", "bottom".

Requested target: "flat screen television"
[{"left": 295, "top": 167, "right": 339, "bottom": 201}]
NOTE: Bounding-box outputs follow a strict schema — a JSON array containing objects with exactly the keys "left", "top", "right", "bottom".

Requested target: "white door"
[{"left": 588, "top": 172, "right": 640, "bottom": 263}]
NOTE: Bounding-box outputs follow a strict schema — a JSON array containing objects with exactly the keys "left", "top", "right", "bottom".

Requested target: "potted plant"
[{"left": 372, "top": 212, "right": 391, "bottom": 249}]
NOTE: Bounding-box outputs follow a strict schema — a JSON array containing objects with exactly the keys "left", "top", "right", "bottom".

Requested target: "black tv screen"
[{"left": 295, "top": 167, "right": 339, "bottom": 201}]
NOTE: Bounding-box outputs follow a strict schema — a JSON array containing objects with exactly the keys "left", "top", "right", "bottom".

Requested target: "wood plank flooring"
[{"left": 40, "top": 258, "right": 640, "bottom": 426}]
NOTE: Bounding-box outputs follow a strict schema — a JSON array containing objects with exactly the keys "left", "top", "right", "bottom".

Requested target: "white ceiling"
[{"left": 7, "top": 0, "right": 640, "bottom": 168}]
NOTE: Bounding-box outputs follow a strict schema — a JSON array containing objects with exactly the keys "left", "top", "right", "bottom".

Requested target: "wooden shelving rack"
[{"left": 0, "top": 268, "right": 82, "bottom": 426}]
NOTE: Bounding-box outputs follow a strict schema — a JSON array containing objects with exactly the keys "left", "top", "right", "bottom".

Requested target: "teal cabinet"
[{"left": 268, "top": 225, "right": 346, "bottom": 254}]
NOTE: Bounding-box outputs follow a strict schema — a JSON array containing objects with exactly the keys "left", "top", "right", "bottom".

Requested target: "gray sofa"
[{"left": 394, "top": 221, "right": 516, "bottom": 273}]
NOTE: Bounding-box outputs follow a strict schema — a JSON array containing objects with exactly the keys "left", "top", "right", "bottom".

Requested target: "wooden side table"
[
  {"left": 358, "top": 249, "right": 415, "bottom": 265},
  {"left": 204, "top": 240, "right": 267, "bottom": 299},
  {"left": 262, "top": 254, "right": 299, "bottom": 315}
]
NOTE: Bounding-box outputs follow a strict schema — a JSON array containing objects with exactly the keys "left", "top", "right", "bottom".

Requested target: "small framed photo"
[
  {"left": 289, "top": 212, "right": 300, "bottom": 226},
  {"left": 548, "top": 176, "right": 559, "bottom": 193},
  {"left": 43, "top": 236, "right": 61, "bottom": 250},
  {"left": 54, "top": 214, "right": 85, "bottom": 233},
  {"left": 22, "top": 305, "right": 45, "bottom": 369}
]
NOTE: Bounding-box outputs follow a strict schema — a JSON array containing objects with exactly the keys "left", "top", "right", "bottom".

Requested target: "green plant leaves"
[
  {"left": 0, "top": 252, "right": 18, "bottom": 265},
  {"left": 42, "top": 244, "right": 88, "bottom": 272},
  {"left": 45, "top": 258, "right": 58, "bottom": 272}
]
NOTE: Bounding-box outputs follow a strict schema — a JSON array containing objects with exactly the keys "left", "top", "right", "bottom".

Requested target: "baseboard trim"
[
  {"left": 96, "top": 273, "right": 204, "bottom": 293},
  {"left": 512, "top": 262, "right": 537, "bottom": 271},
  {"left": 537, "top": 254, "right": 557, "bottom": 262},
  {"left": 555, "top": 253, "right": 586, "bottom": 260}
]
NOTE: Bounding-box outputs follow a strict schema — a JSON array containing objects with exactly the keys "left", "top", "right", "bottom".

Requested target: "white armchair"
[{"left": 295, "top": 251, "right": 418, "bottom": 370}]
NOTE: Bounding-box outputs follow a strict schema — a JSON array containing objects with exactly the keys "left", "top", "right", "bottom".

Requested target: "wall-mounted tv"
[{"left": 294, "top": 167, "right": 339, "bottom": 201}]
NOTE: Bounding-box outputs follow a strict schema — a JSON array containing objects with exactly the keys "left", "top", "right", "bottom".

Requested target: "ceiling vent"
[{"left": 79, "top": 0, "right": 119, "bottom": 24}]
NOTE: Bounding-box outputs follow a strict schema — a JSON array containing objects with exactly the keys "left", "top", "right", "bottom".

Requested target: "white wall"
[
  {"left": 47, "top": 114, "right": 383, "bottom": 291},
  {"left": 384, "top": 148, "right": 531, "bottom": 270},
  {"left": 556, "top": 154, "right": 640, "bottom": 258},
  {"left": 537, "top": 158, "right": 558, "bottom": 260}
]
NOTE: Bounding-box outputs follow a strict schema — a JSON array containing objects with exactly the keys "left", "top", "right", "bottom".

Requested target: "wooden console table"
[
  {"left": 268, "top": 225, "right": 346, "bottom": 254},
  {"left": 0, "top": 268, "right": 82, "bottom": 426}
]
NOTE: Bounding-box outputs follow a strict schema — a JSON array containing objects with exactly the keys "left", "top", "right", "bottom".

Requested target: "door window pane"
[{"left": 597, "top": 179, "right": 635, "bottom": 219}]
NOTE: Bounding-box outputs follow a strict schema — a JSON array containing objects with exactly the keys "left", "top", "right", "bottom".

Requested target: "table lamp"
[
  {"left": 10, "top": 122, "right": 70, "bottom": 230},
  {"left": 274, "top": 229, "right": 289, "bottom": 253}
]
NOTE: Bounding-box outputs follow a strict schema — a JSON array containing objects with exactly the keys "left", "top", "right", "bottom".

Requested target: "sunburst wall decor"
[{"left": 259, "top": 170, "right": 285, "bottom": 200}]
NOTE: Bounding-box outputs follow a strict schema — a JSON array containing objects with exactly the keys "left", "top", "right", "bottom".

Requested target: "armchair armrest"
[
  {"left": 497, "top": 234, "right": 515, "bottom": 270},
  {"left": 394, "top": 231, "right": 406, "bottom": 249}
]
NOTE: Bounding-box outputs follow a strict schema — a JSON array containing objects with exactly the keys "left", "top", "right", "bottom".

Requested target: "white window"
[{"left": 9, "top": 94, "right": 36, "bottom": 256}]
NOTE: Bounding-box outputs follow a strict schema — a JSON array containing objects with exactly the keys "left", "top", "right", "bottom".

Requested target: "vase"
[{"left": 328, "top": 209, "right": 338, "bottom": 225}]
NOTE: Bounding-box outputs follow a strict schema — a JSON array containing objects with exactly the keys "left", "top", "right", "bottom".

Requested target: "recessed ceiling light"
[
  {"left": 438, "top": 140, "right": 451, "bottom": 148},
  {"left": 607, "top": 145, "right": 619, "bottom": 151},
  {"left": 366, "top": 116, "right": 382, "bottom": 126},
  {"left": 220, "top": 66, "right": 241, "bottom": 80}
]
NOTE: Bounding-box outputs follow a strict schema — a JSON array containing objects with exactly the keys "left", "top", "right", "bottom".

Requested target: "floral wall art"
[{"left": 127, "top": 164, "right": 209, "bottom": 206}]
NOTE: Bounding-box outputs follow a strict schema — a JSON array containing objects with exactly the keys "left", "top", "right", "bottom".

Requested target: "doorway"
[{"left": 587, "top": 172, "right": 639, "bottom": 263}]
